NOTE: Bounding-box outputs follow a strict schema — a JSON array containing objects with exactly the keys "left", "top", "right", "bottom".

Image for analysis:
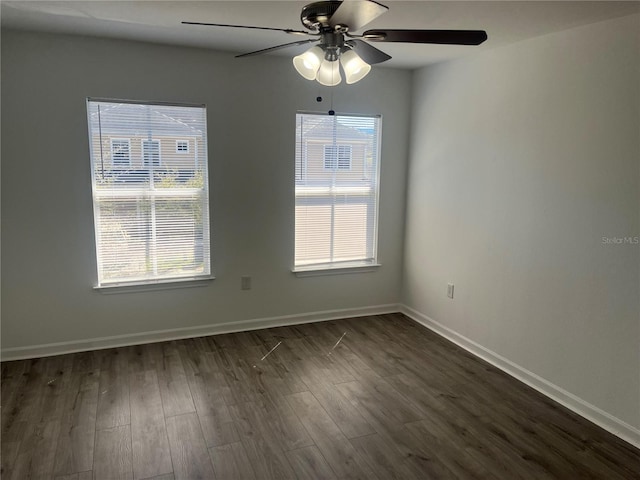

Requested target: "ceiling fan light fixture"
[
  {"left": 316, "top": 58, "right": 342, "bottom": 86},
  {"left": 293, "top": 45, "right": 323, "bottom": 80},
  {"left": 340, "top": 48, "right": 371, "bottom": 84}
]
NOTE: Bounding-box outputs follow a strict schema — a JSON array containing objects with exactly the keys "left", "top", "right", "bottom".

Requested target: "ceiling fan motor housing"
[{"left": 300, "top": 1, "right": 343, "bottom": 31}]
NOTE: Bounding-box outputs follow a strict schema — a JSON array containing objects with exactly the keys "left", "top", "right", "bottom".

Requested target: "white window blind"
[
  {"left": 295, "top": 113, "right": 381, "bottom": 270},
  {"left": 87, "top": 99, "right": 211, "bottom": 287}
]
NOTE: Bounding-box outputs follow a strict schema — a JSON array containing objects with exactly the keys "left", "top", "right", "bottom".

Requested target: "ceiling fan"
[{"left": 183, "top": 0, "right": 487, "bottom": 86}]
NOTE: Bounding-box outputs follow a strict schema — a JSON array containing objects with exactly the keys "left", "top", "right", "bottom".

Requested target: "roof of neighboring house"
[{"left": 88, "top": 101, "right": 204, "bottom": 137}]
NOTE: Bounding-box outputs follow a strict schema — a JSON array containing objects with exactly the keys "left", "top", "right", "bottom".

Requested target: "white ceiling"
[{"left": 2, "top": 1, "right": 638, "bottom": 69}]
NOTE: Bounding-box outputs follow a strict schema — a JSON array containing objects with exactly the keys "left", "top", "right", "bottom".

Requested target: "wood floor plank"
[
  {"left": 392, "top": 372, "right": 558, "bottom": 477},
  {"left": 1, "top": 362, "right": 38, "bottom": 478},
  {"left": 335, "top": 380, "right": 458, "bottom": 479},
  {"left": 54, "top": 369, "right": 100, "bottom": 476},
  {"left": 129, "top": 370, "right": 173, "bottom": 480},
  {"left": 336, "top": 324, "right": 403, "bottom": 377},
  {"left": 94, "top": 425, "right": 133, "bottom": 480},
  {"left": 404, "top": 417, "right": 510, "bottom": 479},
  {"left": 256, "top": 331, "right": 309, "bottom": 394},
  {"left": 349, "top": 433, "right": 422, "bottom": 480},
  {"left": 177, "top": 345, "right": 239, "bottom": 448},
  {"left": 183, "top": 366, "right": 232, "bottom": 423},
  {"left": 249, "top": 395, "right": 314, "bottom": 450},
  {"left": 356, "top": 369, "right": 424, "bottom": 424},
  {"left": 285, "top": 391, "right": 380, "bottom": 480},
  {"left": 55, "top": 472, "right": 93, "bottom": 480},
  {"left": 9, "top": 359, "right": 48, "bottom": 427},
  {"left": 209, "top": 442, "right": 257, "bottom": 480},
  {"left": 228, "top": 403, "right": 297, "bottom": 480},
  {"left": 187, "top": 351, "right": 236, "bottom": 408},
  {"left": 165, "top": 413, "right": 215, "bottom": 480},
  {"left": 198, "top": 413, "right": 239, "bottom": 448},
  {"left": 9, "top": 420, "right": 61, "bottom": 480},
  {"left": 71, "top": 351, "right": 102, "bottom": 374},
  {"left": 39, "top": 354, "right": 76, "bottom": 423},
  {"left": 243, "top": 345, "right": 300, "bottom": 400},
  {"left": 212, "top": 348, "right": 262, "bottom": 405},
  {"left": 157, "top": 353, "right": 195, "bottom": 418},
  {"left": 1, "top": 360, "right": 29, "bottom": 430},
  {"left": 96, "top": 348, "right": 131, "bottom": 430},
  {"left": 308, "top": 384, "right": 376, "bottom": 439},
  {"left": 285, "top": 445, "right": 337, "bottom": 480},
  {"left": 0, "top": 433, "right": 22, "bottom": 480},
  {"left": 127, "top": 343, "right": 164, "bottom": 375}
]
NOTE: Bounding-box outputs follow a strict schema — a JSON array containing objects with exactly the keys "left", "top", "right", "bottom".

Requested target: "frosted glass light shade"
[
  {"left": 340, "top": 49, "right": 371, "bottom": 84},
  {"left": 293, "top": 46, "right": 323, "bottom": 80},
  {"left": 316, "top": 59, "right": 342, "bottom": 86}
]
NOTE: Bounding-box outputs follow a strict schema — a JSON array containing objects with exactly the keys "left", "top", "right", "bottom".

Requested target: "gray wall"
[
  {"left": 403, "top": 14, "right": 640, "bottom": 429},
  {"left": 1, "top": 30, "right": 411, "bottom": 349}
]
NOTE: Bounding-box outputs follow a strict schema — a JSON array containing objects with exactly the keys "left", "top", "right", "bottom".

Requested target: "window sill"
[
  {"left": 94, "top": 276, "right": 215, "bottom": 294},
  {"left": 292, "top": 263, "right": 381, "bottom": 277}
]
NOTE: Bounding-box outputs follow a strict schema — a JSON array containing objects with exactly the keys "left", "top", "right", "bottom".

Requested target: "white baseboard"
[
  {"left": 0, "top": 303, "right": 400, "bottom": 361},
  {"left": 399, "top": 304, "right": 640, "bottom": 450}
]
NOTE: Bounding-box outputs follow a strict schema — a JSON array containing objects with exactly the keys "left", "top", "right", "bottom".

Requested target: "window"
[
  {"left": 111, "top": 139, "right": 131, "bottom": 167},
  {"left": 176, "top": 140, "right": 189, "bottom": 153},
  {"left": 295, "top": 112, "right": 381, "bottom": 271},
  {"left": 142, "top": 139, "right": 161, "bottom": 167},
  {"left": 324, "top": 144, "right": 352, "bottom": 170},
  {"left": 87, "top": 99, "right": 211, "bottom": 287}
]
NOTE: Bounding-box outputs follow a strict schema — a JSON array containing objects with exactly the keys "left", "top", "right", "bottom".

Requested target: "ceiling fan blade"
[
  {"left": 347, "top": 39, "right": 391, "bottom": 64},
  {"left": 329, "top": 0, "right": 389, "bottom": 32},
  {"left": 235, "top": 39, "right": 317, "bottom": 58},
  {"left": 182, "top": 21, "right": 313, "bottom": 36},
  {"left": 363, "top": 29, "right": 488, "bottom": 45}
]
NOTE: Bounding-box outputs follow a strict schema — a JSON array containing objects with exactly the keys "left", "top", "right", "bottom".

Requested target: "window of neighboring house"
[
  {"left": 176, "top": 140, "right": 189, "bottom": 153},
  {"left": 142, "top": 139, "right": 161, "bottom": 167},
  {"left": 111, "top": 139, "right": 131, "bottom": 167},
  {"left": 324, "top": 144, "right": 352, "bottom": 170},
  {"left": 294, "top": 112, "right": 381, "bottom": 272},
  {"left": 86, "top": 98, "right": 211, "bottom": 288}
]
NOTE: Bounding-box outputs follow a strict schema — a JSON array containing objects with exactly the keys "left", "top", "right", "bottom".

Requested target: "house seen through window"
[
  {"left": 295, "top": 112, "right": 381, "bottom": 270},
  {"left": 87, "top": 99, "right": 211, "bottom": 287}
]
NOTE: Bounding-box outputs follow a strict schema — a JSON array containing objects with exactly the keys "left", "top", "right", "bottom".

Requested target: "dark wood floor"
[{"left": 1, "top": 313, "right": 638, "bottom": 479}]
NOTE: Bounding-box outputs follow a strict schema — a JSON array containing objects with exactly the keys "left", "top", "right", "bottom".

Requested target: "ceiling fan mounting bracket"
[
  {"left": 300, "top": 1, "right": 343, "bottom": 31},
  {"left": 320, "top": 30, "right": 345, "bottom": 51}
]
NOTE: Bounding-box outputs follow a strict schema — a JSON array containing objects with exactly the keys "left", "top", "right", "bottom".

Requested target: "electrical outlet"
[
  {"left": 241, "top": 276, "right": 252, "bottom": 290},
  {"left": 447, "top": 283, "right": 454, "bottom": 299}
]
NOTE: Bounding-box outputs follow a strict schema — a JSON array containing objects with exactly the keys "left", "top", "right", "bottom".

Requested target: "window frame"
[
  {"left": 86, "top": 97, "right": 213, "bottom": 290},
  {"left": 293, "top": 111, "right": 382, "bottom": 276}
]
